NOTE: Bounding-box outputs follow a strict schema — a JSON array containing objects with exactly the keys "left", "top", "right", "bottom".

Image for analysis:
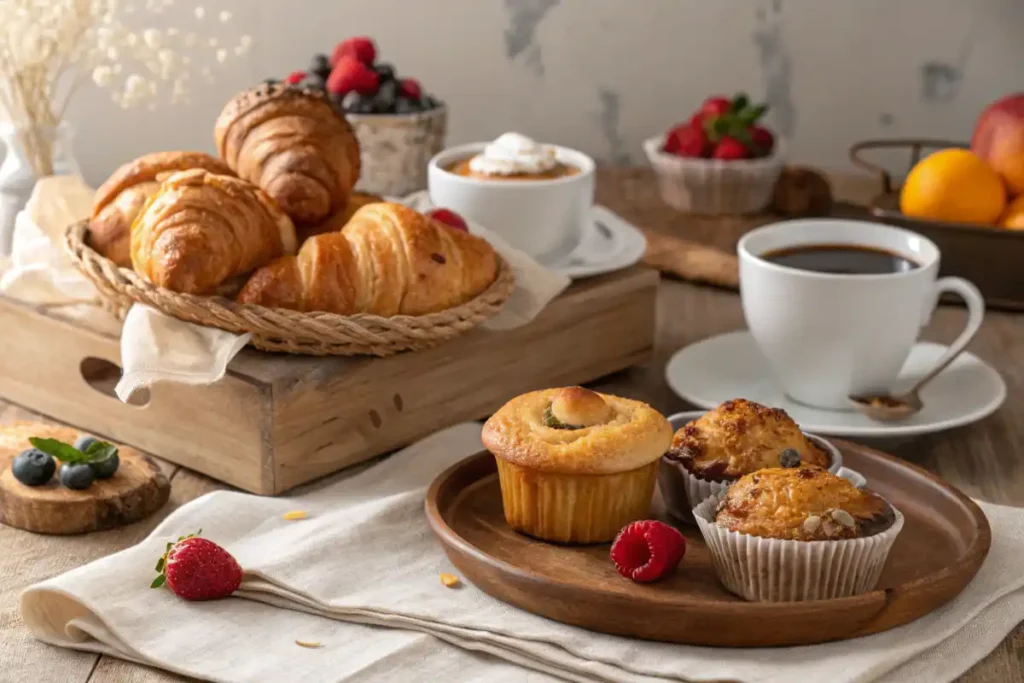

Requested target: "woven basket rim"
[{"left": 64, "top": 219, "right": 515, "bottom": 355}]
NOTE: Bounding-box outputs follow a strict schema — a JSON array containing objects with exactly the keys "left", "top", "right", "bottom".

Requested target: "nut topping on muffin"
[
  {"left": 546, "top": 387, "right": 613, "bottom": 429},
  {"left": 714, "top": 467, "right": 896, "bottom": 541}
]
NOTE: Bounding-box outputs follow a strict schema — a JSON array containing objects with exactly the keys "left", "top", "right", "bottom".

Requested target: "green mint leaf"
[
  {"left": 150, "top": 575, "right": 166, "bottom": 589},
  {"left": 731, "top": 94, "right": 749, "bottom": 113},
  {"left": 84, "top": 441, "right": 118, "bottom": 463},
  {"left": 28, "top": 437, "right": 88, "bottom": 464}
]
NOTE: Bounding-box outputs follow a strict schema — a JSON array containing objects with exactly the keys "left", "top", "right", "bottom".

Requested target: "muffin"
[
  {"left": 694, "top": 467, "right": 904, "bottom": 601},
  {"left": 659, "top": 398, "right": 841, "bottom": 523},
  {"left": 481, "top": 387, "right": 672, "bottom": 544}
]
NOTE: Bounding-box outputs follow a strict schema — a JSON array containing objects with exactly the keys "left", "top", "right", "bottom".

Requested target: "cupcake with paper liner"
[
  {"left": 694, "top": 466, "right": 903, "bottom": 601},
  {"left": 659, "top": 398, "right": 842, "bottom": 523},
  {"left": 643, "top": 93, "right": 784, "bottom": 215},
  {"left": 481, "top": 387, "right": 673, "bottom": 544}
]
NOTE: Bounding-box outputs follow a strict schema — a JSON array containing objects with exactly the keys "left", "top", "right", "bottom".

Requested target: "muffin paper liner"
[
  {"left": 659, "top": 434, "right": 843, "bottom": 525},
  {"left": 692, "top": 493, "right": 905, "bottom": 602},
  {"left": 643, "top": 135, "right": 784, "bottom": 215},
  {"left": 494, "top": 458, "right": 658, "bottom": 544}
]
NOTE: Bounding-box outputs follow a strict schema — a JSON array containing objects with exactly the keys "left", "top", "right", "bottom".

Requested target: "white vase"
[{"left": 0, "top": 123, "right": 80, "bottom": 256}]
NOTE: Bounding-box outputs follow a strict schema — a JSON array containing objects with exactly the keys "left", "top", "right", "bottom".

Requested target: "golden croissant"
[
  {"left": 89, "top": 151, "right": 232, "bottom": 266},
  {"left": 131, "top": 169, "right": 297, "bottom": 294},
  {"left": 214, "top": 83, "right": 361, "bottom": 225},
  {"left": 236, "top": 202, "right": 499, "bottom": 316}
]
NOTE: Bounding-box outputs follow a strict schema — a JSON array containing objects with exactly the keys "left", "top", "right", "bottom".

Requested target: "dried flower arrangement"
[{"left": 0, "top": 0, "right": 252, "bottom": 176}]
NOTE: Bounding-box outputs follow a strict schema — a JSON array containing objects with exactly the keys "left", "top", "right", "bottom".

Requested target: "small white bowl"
[
  {"left": 427, "top": 142, "right": 596, "bottom": 263},
  {"left": 643, "top": 134, "right": 784, "bottom": 215},
  {"left": 659, "top": 410, "right": 865, "bottom": 524}
]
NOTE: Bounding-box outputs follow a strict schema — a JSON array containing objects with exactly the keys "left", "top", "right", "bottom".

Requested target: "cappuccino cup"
[{"left": 738, "top": 219, "right": 985, "bottom": 410}]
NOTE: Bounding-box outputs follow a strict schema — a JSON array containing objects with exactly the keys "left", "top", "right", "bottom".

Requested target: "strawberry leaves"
[
  {"left": 702, "top": 93, "right": 770, "bottom": 144},
  {"left": 29, "top": 437, "right": 118, "bottom": 466},
  {"left": 151, "top": 530, "right": 203, "bottom": 590}
]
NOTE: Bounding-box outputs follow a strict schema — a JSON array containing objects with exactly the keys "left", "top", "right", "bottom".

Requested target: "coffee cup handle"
[
  {"left": 837, "top": 466, "right": 867, "bottom": 489},
  {"left": 913, "top": 278, "right": 986, "bottom": 393}
]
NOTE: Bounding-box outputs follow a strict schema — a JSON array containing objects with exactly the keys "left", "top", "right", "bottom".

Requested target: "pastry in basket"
[
  {"left": 296, "top": 191, "right": 384, "bottom": 243},
  {"left": 236, "top": 202, "right": 497, "bottom": 316},
  {"left": 693, "top": 466, "right": 903, "bottom": 601},
  {"left": 659, "top": 398, "right": 840, "bottom": 523},
  {"left": 215, "top": 82, "right": 361, "bottom": 225},
  {"left": 131, "top": 169, "right": 297, "bottom": 294},
  {"left": 481, "top": 387, "right": 673, "bottom": 544},
  {"left": 89, "top": 151, "right": 232, "bottom": 267}
]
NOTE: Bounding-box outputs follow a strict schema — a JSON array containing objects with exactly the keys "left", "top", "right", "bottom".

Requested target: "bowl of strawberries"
[{"left": 643, "top": 93, "right": 783, "bottom": 215}]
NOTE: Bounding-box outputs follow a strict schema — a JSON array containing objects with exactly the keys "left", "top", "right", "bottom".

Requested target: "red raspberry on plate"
[
  {"left": 400, "top": 78, "right": 422, "bottom": 100},
  {"left": 327, "top": 56, "right": 380, "bottom": 96},
  {"left": 426, "top": 208, "right": 468, "bottom": 232},
  {"left": 664, "top": 123, "right": 709, "bottom": 158},
  {"left": 331, "top": 36, "right": 376, "bottom": 66},
  {"left": 152, "top": 532, "right": 242, "bottom": 601},
  {"left": 711, "top": 136, "right": 750, "bottom": 160},
  {"left": 610, "top": 520, "right": 686, "bottom": 583},
  {"left": 750, "top": 125, "right": 775, "bottom": 156},
  {"left": 285, "top": 71, "right": 306, "bottom": 85}
]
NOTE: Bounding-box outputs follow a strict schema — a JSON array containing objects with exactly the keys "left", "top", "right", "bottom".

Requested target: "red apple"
[{"left": 971, "top": 93, "right": 1024, "bottom": 194}]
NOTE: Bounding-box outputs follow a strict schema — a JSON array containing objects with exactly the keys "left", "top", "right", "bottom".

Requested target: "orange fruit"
[
  {"left": 999, "top": 194, "right": 1024, "bottom": 229},
  {"left": 899, "top": 148, "right": 1006, "bottom": 224}
]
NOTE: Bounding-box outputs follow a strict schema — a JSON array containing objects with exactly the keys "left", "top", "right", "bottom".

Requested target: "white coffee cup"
[
  {"left": 738, "top": 219, "right": 985, "bottom": 410},
  {"left": 427, "top": 142, "right": 595, "bottom": 263}
]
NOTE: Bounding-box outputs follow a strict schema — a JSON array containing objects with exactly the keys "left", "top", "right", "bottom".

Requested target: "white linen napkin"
[{"left": 20, "top": 423, "right": 1024, "bottom": 683}]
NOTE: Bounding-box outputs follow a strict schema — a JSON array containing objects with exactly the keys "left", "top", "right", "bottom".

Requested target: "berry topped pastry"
[{"left": 275, "top": 36, "right": 443, "bottom": 117}]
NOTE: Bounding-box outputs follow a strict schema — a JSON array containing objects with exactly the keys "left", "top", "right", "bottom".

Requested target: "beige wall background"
[{"left": 62, "top": 0, "right": 1023, "bottom": 187}]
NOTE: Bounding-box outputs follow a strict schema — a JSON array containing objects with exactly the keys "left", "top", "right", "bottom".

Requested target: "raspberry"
[
  {"left": 285, "top": 71, "right": 306, "bottom": 85},
  {"left": 326, "top": 56, "right": 379, "bottom": 96},
  {"left": 330, "top": 36, "right": 376, "bottom": 66},
  {"left": 610, "top": 520, "right": 686, "bottom": 583},
  {"left": 399, "top": 78, "right": 422, "bottom": 100},
  {"left": 426, "top": 208, "right": 468, "bottom": 232}
]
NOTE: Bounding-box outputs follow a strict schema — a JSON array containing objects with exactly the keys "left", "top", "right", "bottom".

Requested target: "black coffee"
[{"left": 761, "top": 244, "right": 919, "bottom": 275}]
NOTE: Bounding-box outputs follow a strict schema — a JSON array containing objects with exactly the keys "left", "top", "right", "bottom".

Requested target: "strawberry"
[
  {"left": 399, "top": 78, "right": 422, "bottom": 100},
  {"left": 751, "top": 125, "right": 775, "bottom": 156},
  {"left": 330, "top": 36, "right": 376, "bottom": 66},
  {"left": 152, "top": 531, "right": 242, "bottom": 601},
  {"left": 285, "top": 71, "right": 306, "bottom": 86},
  {"left": 610, "top": 520, "right": 686, "bottom": 583},
  {"left": 327, "top": 56, "right": 380, "bottom": 96},
  {"left": 712, "top": 136, "right": 751, "bottom": 160},
  {"left": 664, "top": 123, "right": 709, "bottom": 158},
  {"left": 426, "top": 208, "right": 468, "bottom": 232},
  {"left": 694, "top": 96, "right": 731, "bottom": 123}
]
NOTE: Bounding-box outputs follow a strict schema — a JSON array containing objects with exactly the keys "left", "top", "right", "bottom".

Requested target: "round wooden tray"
[{"left": 425, "top": 440, "right": 990, "bottom": 647}]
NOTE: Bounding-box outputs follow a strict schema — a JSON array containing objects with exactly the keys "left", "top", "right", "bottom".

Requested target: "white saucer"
[
  {"left": 400, "top": 191, "right": 645, "bottom": 279},
  {"left": 664, "top": 330, "right": 1007, "bottom": 437}
]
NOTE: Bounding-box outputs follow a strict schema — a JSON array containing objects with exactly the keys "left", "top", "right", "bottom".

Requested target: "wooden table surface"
[{"left": 1, "top": 169, "right": 1021, "bottom": 682}]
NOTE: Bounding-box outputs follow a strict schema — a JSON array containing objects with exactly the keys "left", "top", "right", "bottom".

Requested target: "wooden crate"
[{"left": 0, "top": 267, "right": 658, "bottom": 495}]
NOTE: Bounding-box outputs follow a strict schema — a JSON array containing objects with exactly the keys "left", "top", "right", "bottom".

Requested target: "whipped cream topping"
[{"left": 468, "top": 132, "right": 558, "bottom": 176}]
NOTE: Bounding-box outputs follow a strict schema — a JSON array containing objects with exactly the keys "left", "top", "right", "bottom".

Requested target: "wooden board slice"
[{"left": 0, "top": 422, "right": 170, "bottom": 535}]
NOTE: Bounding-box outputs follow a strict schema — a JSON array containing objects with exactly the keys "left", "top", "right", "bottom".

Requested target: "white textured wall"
[{"left": 62, "top": 0, "right": 1024, "bottom": 186}]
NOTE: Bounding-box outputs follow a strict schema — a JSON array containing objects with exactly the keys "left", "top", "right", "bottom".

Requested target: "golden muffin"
[
  {"left": 667, "top": 398, "right": 830, "bottom": 481},
  {"left": 482, "top": 387, "right": 672, "bottom": 544},
  {"left": 715, "top": 467, "right": 897, "bottom": 541}
]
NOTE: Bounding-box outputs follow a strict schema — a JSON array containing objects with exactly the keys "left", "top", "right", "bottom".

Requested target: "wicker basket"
[{"left": 63, "top": 221, "right": 515, "bottom": 356}]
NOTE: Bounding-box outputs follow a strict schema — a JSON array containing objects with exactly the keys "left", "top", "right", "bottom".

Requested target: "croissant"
[
  {"left": 237, "top": 202, "right": 499, "bottom": 316},
  {"left": 214, "top": 83, "right": 361, "bottom": 225},
  {"left": 297, "top": 191, "right": 383, "bottom": 244},
  {"left": 131, "top": 169, "right": 297, "bottom": 294},
  {"left": 89, "top": 151, "right": 232, "bottom": 266}
]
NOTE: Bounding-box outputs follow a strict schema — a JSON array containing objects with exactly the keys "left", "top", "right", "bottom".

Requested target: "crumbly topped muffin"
[
  {"left": 481, "top": 387, "right": 672, "bottom": 475},
  {"left": 714, "top": 467, "right": 896, "bottom": 541},
  {"left": 665, "top": 398, "right": 830, "bottom": 481}
]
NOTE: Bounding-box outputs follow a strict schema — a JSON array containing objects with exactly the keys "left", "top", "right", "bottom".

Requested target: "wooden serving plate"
[
  {"left": 425, "top": 441, "right": 990, "bottom": 647},
  {"left": 0, "top": 423, "right": 170, "bottom": 535}
]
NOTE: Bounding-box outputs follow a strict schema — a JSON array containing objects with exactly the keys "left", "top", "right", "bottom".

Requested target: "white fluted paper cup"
[{"left": 693, "top": 493, "right": 904, "bottom": 602}]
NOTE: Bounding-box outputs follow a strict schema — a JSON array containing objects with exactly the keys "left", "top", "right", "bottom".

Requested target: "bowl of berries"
[
  {"left": 643, "top": 93, "right": 783, "bottom": 215},
  {"left": 285, "top": 36, "right": 447, "bottom": 197}
]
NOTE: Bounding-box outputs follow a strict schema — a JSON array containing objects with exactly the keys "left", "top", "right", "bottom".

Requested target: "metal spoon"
[{"left": 849, "top": 345, "right": 969, "bottom": 422}]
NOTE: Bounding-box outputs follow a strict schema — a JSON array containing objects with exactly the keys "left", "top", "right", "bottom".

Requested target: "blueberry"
[
  {"left": 90, "top": 452, "right": 120, "bottom": 480},
  {"left": 374, "top": 63, "right": 395, "bottom": 82},
  {"left": 298, "top": 76, "right": 325, "bottom": 92},
  {"left": 395, "top": 97, "right": 417, "bottom": 114},
  {"left": 11, "top": 448, "right": 55, "bottom": 486},
  {"left": 780, "top": 448, "right": 802, "bottom": 468},
  {"left": 59, "top": 462, "right": 96, "bottom": 490},
  {"left": 309, "top": 54, "right": 331, "bottom": 79},
  {"left": 343, "top": 92, "right": 375, "bottom": 114},
  {"left": 421, "top": 95, "right": 440, "bottom": 110},
  {"left": 74, "top": 435, "right": 99, "bottom": 452},
  {"left": 373, "top": 80, "right": 399, "bottom": 113}
]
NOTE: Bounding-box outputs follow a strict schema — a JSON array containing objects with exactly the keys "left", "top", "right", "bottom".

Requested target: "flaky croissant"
[
  {"left": 214, "top": 83, "right": 361, "bottom": 225},
  {"left": 297, "top": 191, "right": 383, "bottom": 244},
  {"left": 89, "top": 151, "right": 232, "bottom": 266},
  {"left": 131, "top": 169, "right": 297, "bottom": 294},
  {"left": 236, "top": 202, "right": 498, "bottom": 316}
]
